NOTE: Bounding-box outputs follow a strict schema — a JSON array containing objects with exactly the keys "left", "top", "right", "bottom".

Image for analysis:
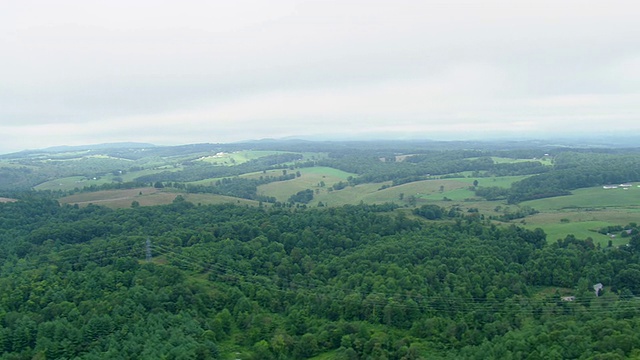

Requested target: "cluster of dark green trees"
[{"left": 1, "top": 196, "right": 640, "bottom": 359}]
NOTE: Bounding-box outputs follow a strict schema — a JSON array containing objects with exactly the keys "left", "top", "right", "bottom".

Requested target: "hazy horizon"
[{"left": 2, "top": 0, "right": 638, "bottom": 154}]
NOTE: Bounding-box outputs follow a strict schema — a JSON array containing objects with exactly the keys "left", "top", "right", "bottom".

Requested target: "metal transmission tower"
[{"left": 146, "top": 237, "right": 152, "bottom": 262}]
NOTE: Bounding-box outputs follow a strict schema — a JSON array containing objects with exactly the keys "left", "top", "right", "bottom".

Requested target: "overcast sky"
[{"left": 1, "top": 0, "right": 638, "bottom": 154}]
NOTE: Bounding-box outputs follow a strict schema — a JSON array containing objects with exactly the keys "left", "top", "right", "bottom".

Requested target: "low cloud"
[{"left": 0, "top": 0, "right": 638, "bottom": 153}]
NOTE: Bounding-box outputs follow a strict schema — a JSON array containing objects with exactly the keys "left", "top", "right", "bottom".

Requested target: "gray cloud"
[{"left": 1, "top": 0, "right": 639, "bottom": 153}]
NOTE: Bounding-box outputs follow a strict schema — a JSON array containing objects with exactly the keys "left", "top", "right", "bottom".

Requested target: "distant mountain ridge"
[{"left": 43, "top": 142, "right": 156, "bottom": 152}]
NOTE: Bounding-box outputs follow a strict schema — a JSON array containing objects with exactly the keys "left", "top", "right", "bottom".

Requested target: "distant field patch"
[
  {"left": 490, "top": 156, "right": 553, "bottom": 166},
  {"left": 313, "top": 183, "right": 383, "bottom": 206},
  {"left": 196, "top": 150, "right": 281, "bottom": 165},
  {"left": 120, "top": 167, "right": 184, "bottom": 182},
  {"left": 477, "top": 175, "right": 531, "bottom": 188},
  {"left": 0, "top": 197, "right": 17, "bottom": 203},
  {"left": 35, "top": 176, "right": 112, "bottom": 191},
  {"left": 399, "top": 179, "right": 473, "bottom": 200},
  {"left": 86, "top": 154, "right": 134, "bottom": 161},
  {"left": 298, "top": 166, "right": 354, "bottom": 179},
  {"left": 522, "top": 184, "right": 640, "bottom": 211},
  {"left": 524, "top": 218, "right": 618, "bottom": 246},
  {"left": 182, "top": 193, "right": 259, "bottom": 206}
]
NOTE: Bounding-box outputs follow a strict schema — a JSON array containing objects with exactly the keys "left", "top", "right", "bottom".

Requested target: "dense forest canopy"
[{"left": 0, "top": 195, "right": 640, "bottom": 359}]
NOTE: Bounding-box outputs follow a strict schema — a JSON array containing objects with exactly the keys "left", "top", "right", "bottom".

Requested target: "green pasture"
[
  {"left": 298, "top": 166, "right": 353, "bottom": 178},
  {"left": 494, "top": 183, "right": 640, "bottom": 247},
  {"left": 310, "top": 177, "right": 485, "bottom": 208},
  {"left": 240, "top": 169, "right": 289, "bottom": 181},
  {"left": 522, "top": 207, "right": 640, "bottom": 247},
  {"left": 490, "top": 156, "right": 553, "bottom": 166},
  {"left": 187, "top": 177, "right": 227, "bottom": 186},
  {"left": 134, "top": 156, "right": 177, "bottom": 169},
  {"left": 477, "top": 175, "right": 531, "bottom": 188},
  {"left": 523, "top": 184, "right": 640, "bottom": 211},
  {"left": 524, "top": 219, "right": 619, "bottom": 246},
  {"left": 300, "top": 174, "right": 530, "bottom": 209},
  {"left": 119, "top": 166, "right": 184, "bottom": 182},
  {"left": 386, "top": 175, "right": 528, "bottom": 203},
  {"left": 385, "top": 179, "right": 475, "bottom": 203},
  {"left": 312, "top": 183, "right": 385, "bottom": 206},
  {"left": 257, "top": 167, "right": 356, "bottom": 202},
  {"left": 35, "top": 176, "right": 113, "bottom": 191}
]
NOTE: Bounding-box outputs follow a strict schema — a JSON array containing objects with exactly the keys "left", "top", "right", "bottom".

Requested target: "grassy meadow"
[
  {"left": 35, "top": 176, "right": 114, "bottom": 191},
  {"left": 522, "top": 184, "right": 640, "bottom": 211},
  {"left": 517, "top": 184, "right": 640, "bottom": 246},
  {"left": 523, "top": 216, "right": 624, "bottom": 246},
  {"left": 58, "top": 187, "right": 259, "bottom": 209},
  {"left": 490, "top": 156, "right": 554, "bottom": 166},
  {"left": 257, "top": 167, "right": 356, "bottom": 202},
  {"left": 58, "top": 188, "right": 172, "bottom": 208}
]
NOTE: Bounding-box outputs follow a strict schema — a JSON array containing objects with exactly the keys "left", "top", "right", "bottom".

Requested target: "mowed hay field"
[
  {"left": 379, "top": 179, "right": 475, "bottom": 202},
  {"left": 394, "top": 175, "right": 528, "bottom": 204},
  {"left": 59, "top": 188, "right": 259, "bottom": 208},
  {"left": 59, "top": 188, "right": 175, "bottom": 208},
  {"left": 522, "top": 208, "right": 640, "bottom": 246},
  {"left": 35, "top": 176, "right": 112, "bottom": 191},
  {"left": 522, "top": 184, "right": 640, "bottom": 211},
  {"left": 181, "top": 193, "right": 259, "bottom": 207},
  {"left": 312, "top": 183, "right": 387, "bottom": 207},
  {"left": 490, "top": 156, "right": 553, "bottom": 166},
  {"left": 521, "top": 185, "right": 640, "bottom": 246}
]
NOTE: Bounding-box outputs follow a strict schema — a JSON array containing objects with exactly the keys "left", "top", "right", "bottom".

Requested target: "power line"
[{"left": 149, "top": 243, "right": 640, "bottom": 314}]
